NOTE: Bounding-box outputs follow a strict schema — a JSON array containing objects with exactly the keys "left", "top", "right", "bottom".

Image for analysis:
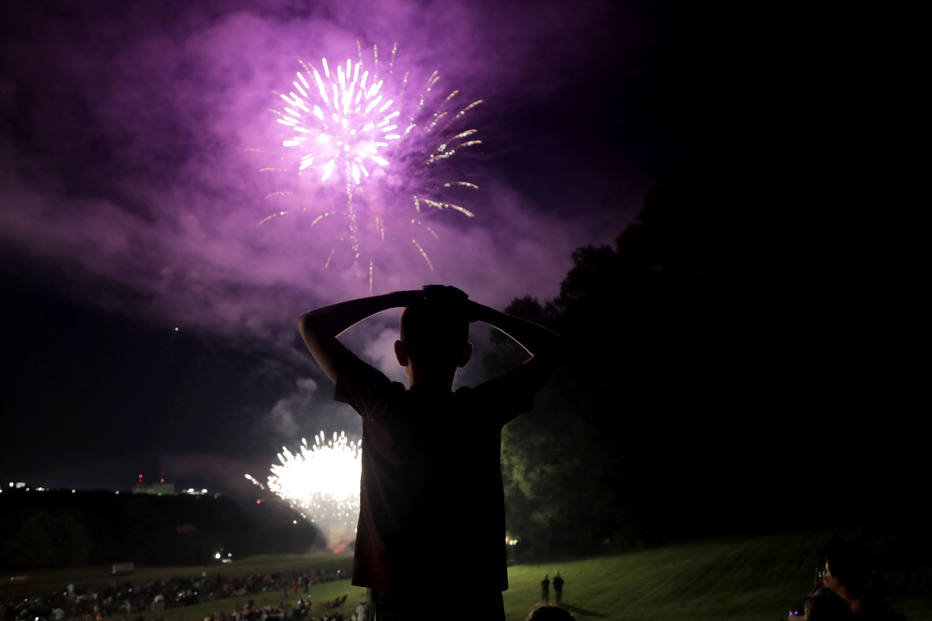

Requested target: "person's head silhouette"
[
  {"left": 395, "top": 288, "right": 472, "bottom": 387},
  {"left": 525, "top": 604, "right": 574, "bottom": 620}
]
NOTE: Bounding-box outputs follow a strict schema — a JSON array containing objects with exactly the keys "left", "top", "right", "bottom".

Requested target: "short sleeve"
[
  {"left": 334, "top": 352, "right": 398, "bottom": 420},
  {"left": 470, "top": 361, "right": 541, "bottom": 425}
]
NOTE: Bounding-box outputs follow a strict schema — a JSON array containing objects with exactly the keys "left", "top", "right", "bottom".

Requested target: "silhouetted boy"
[{"left": 299, "top": 286, "right": 561, "bottom": 621}]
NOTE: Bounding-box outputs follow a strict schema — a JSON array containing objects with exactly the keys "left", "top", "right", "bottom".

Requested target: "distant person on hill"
[
  {"left": 540, "top": 574, "right": 550, "bottom": 603},
  {"left": 552, "top": 572, "right": 564, "bottom": 604},
  {"left": 299, "top": 285, "right": 562, "bottom": 621},
  {"left": 525, "top": 603, "right": 575, "bottom": 620},
  {"left": 804, "top": 541, "right": 905, "bottom": 621}
]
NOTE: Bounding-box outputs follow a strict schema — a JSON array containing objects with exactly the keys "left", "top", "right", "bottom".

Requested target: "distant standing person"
[
  {"left": 540, "top": 574, "right": 550, "bottom": 603},
  {"left": 552, "top": 572, "right": 564, "bottom": 604}
]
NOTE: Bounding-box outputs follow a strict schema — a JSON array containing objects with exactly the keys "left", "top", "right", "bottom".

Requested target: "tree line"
[{"left": 0, "top": 490, "right": 319, "bottom": 569}]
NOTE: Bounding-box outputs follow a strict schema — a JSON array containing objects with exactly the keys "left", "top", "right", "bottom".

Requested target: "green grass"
[
  {"left": 503, "top": 533, "right": 932, "bottom": 621},
  {"left": 4, "top": 533, "right": 930, "bottom": 621}
]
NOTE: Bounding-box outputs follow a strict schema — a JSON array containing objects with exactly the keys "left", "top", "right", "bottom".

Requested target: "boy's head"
[{"left": 395, "top": 296, "right": 471, "bottom": 381}]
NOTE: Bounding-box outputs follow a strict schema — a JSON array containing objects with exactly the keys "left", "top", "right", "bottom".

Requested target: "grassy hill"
[
  {"left": 4, "top": 532, "right": 930, "bottom": 621},
  {"left": 504, "top": 532, "right": 931, "bottom": 620}
]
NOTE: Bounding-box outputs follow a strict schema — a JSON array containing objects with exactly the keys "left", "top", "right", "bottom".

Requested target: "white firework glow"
[
  {"left": 279, "top": 57, "right": 399, "bottom": 185},
  {"left": 246, "top": 430, "right": 361, "bottom": 553}
]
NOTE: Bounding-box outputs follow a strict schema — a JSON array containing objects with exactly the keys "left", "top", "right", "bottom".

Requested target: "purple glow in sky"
[
  {"left": 0, "top": 0, "right": 652, "bottom": 355},
  {"left": 0, "top": 0, "right": 666, "bottom": 491}
]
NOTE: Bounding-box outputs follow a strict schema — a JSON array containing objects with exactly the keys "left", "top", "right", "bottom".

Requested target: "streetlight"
[{"left": 505, "top": 534, "right": 519, "bottom": 564}]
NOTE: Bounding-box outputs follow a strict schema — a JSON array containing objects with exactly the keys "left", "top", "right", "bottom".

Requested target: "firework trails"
[
  {"left": 261, "top": 42, "right": 483, "bottom": 289},
  {"left": 246, "top": 431, "right": 361, "bottom": 553}
]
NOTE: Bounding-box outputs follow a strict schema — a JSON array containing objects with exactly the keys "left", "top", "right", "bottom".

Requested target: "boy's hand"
[
  {"left": 421, "top": 284, "right": 468, "bottom": 303},
  {"left": 463, "top": 299, "right": 485, "bottom": 323}
]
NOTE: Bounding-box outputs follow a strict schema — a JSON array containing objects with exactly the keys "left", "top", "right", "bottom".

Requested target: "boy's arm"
[
  {"left": 298, "top": 290, "right": 420, "bottom": 383},
  {"left": 467, "top": 299, "right": 563, "bottom": 379}
]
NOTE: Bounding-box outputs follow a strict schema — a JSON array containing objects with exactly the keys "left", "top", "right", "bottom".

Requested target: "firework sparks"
[
  {"left": 246, "top": 430, "right": 361, "bottom": 553},
  {"left": 261, "top": 43, "right": 483, "bottom": 289},
  {"left": 277, "top": 57, "right": 401, "bottom": 185}
]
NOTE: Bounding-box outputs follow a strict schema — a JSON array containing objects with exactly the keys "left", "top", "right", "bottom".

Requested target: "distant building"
[{"left": 132, "top": 481, "right": 176, "bottom": 496}]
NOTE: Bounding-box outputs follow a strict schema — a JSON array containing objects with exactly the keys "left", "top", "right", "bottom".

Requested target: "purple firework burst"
[{"left": 261, "top": 42, "right": 483, "bottom": 289}]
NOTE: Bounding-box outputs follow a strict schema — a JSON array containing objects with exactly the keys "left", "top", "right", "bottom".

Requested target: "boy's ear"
[
  {"left": 394, "top": 340, "right": 409, "bottom": 366},
  {"left": 457, "top": 341, "right": 473, "bottom": 368}
]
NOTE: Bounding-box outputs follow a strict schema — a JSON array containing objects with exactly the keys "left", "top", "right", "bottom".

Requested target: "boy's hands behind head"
[
  {"left": 420, "top": 285, "right": 479, "bottom": 323},
  {"left": 421, "top": 284, "right": 468, "bottom": 303}
]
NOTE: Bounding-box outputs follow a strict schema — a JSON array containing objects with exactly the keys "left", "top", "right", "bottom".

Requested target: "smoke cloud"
[
  {"left": 1, "top": 0, "right": 640, "bottom": 354},
  {"left": 1, "top": 0, "right": 653, "bottom": 491}
]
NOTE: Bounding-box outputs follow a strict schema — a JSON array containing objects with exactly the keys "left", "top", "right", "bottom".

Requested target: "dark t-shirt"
[{"left": 335, "top": 357, "right": 537, "bottom": 595}]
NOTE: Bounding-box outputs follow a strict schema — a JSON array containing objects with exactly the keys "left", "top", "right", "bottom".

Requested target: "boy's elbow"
[{"left": 297, "top": 313, "right": 319, "bottom": 344}]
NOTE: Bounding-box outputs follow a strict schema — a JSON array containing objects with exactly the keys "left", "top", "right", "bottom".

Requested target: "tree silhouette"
[{"left": 495, "top": 133, "right": 854, "bottom": 557}]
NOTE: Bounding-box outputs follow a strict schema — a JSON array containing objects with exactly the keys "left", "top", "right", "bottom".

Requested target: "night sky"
[{"left": 1, "top": 1, "right": 894, "bottom": 501}]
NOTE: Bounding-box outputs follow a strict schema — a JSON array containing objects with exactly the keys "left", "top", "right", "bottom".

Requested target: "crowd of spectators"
[{"left": 0, "top": 569, "right": 359, "bottom": 621}]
